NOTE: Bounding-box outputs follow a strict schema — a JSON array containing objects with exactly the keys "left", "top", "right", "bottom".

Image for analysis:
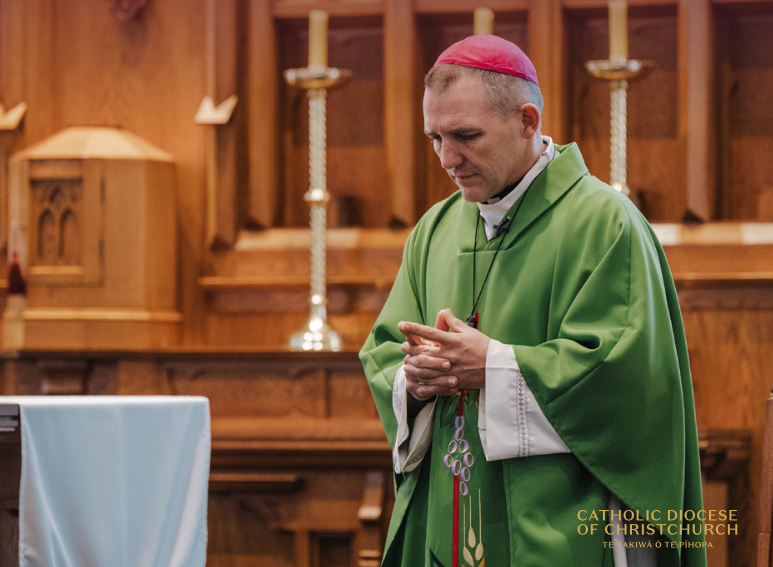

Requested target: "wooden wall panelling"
[
  {"left": 6, "top": 159, "right": 29, "bottom": 278},
  {"left": 561, "top": 0, "right": 677, "bottom": 6},
  {"left": 273, "top": 0, "right": 384, "bottom": 18},
  {"left": 682, "top": 305, "right": 773, "bottom": 567},
  {"left": 247, "top": 0, "right": 280, "bottom": 229},
  {"left": 414, "top": 0, "right": 529, "bottom": 15},
  {"left": 384, "top": 0, "right": 418, "bottom": 227},
  {"left": 357, "top": 470, "right": 386, "bottom": 567},
  {"left": 716, "top": 0, "right": 773, "bottom": 3},
  {"left": 164, "top": 353, "right": 378, "bottom": 423},
  {"left": 757, "top": 388, "right": 773, "bottom": 567},
  {"left": 677, "top": 0, "right": 714, "bottom": 221},
  {"left": 0, "top": 1, "right": 26, "bottom": 114},
  {"left": 2, "top": 356, "right": 119, "bottom": 396},
  {"left": 23, "top": 0, "right": 57, "bottom": 145},
  {"left": 715, "top": 3, "right": 773, "bottom": 220},
  {"left": 278, "top": 16, "right": 388, "bottom": 228},
  {"left": 202, "top": 278, "right": 392, "bottom": 350},
  {"left": 416, "top": 11, "right": 529, "bottom": 213},
  {"left": 36, "top": 358, "right": 90, "bottom": 395},
  {"left": 204, "top": 294, "right": 385, "bottom": 349},
  {"left": 116, "top": 359, "right": 172, "bottom": 395},
  {"left": 202, "top": 0, "right": 240, "bottom": 249},
  {"left": 214, "top": 472, "right": 379, "bottom": 567},
  {"left": 209, "top": 462, "right": 389, "bottom": 566},
  {"left": 201, "top": 227, "right": 402, "bottom": 349},
  {"left": 529, "top": 0, "right": 569, "bottom": 145},
  {"left": 566, "top": 5, "right": 682, "bottom": 221},
  {"left": 207, "top": 492, "right": 296, "bottom": 566},
  {"left": 1, "top": 349, "right": 385, "bottom": 428},
  {"left": 714, "top": 2, "right": 734, "bottom": 221},
  {"left": 699, "top": 428, "right": 751, "bottom": 567},
  {"left": 0, "top": 0, "right": 28, "bottom": 268}
]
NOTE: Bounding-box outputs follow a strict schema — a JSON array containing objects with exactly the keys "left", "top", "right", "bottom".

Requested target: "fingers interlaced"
[
  {"left": 401, "top": 341, "right": 442, "bottom": 357},
  {"left": 400, "top": 321, "right": 454, "bottom": 345},
  {"left": 405, "top": 353, "right": 449, "bottom": 371},
  {"left": 406, "top": 371, "right": 458, "bottom": 401},
  {"left": 406, "top": 367, "right": 446, "bottom": 383}
]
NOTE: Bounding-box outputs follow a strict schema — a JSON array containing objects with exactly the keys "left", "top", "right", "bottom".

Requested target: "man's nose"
[{"left": 438, "top": 140, "right": 463, "bottom": 170}]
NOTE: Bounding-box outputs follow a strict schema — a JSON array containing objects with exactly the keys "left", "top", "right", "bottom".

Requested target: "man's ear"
[{"left": 520, "top": 103, "right": 541, "bottom": 138}]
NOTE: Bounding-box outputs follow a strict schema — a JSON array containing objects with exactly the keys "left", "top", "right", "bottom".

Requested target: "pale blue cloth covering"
[{"left": 4, "top": 396, "right": 210, "bottom": 567}]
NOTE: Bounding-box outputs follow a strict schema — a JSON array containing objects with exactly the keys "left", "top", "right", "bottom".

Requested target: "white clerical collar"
[{"left": 477, "top": 136, "right": 555, "bottom": 241}]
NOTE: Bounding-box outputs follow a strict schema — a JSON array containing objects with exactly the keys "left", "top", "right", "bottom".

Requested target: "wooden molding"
[
  {"left": 699, "top": 428, "right": 752, "bottom": 481},
  {"left": 0, "top": 103, "right": 26, "bottom": 131},
  {"left": 201, "top": 0, "right": 239, "bottom": 249},
  {"left": 37, "top": 358, "right": 90, "bottom": 395},
  {"left": 414, "top": 0, "right": 528, "bottom": 12},
  {"left": 273, "top": 0, "right": 384, "bottom": 18},
  {"left": 201, "top": 224, "right": 773, "bottom": 296},
  {"left": 530, "top": 0, "right": 568, "bottom": 144},
  {"left": 384, "top": 0, "right": 417, "bottom": 226},
  {"left": 678, "top": 0, "right": 715, "bottom": 220},
  {"left": 247, "top": 0, "right": 279, "bottom": 229},
  {"left": 209, "top": 472, "right": 302, "bottom": 492}
]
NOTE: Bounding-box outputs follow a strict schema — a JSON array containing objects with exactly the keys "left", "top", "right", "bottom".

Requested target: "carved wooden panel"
[
  {"left": 24, "top": 160, "right": 103, "bottom": 286},
  {"left": 30, "top": 180, "right": 82, "bottom": 267},
  {"left": 164, "top": 356, "right": 376, "bottom": 421},
  {"left": 205, "top": 470, "right": 388, "bottom": 567}
]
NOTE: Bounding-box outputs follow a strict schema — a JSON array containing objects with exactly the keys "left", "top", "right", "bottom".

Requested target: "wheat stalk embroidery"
[{"left": 462, "top": 490, "right": 485, "bottom": 567}]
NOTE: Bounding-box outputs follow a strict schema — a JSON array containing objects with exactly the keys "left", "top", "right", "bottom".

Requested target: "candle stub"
[
  {"left": 309, "top": 10, "right": 328, "bottom": 68},
  {"left": 608, "top": 1, "right": 628, "bottom": 59},
  {"left": 474, "top": 7, "right": 494, "bottom": 36}
]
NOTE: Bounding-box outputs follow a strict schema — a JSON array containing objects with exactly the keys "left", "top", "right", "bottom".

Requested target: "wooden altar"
[{"left": 0, "top": 363, "right": 755, "bottom": 567}]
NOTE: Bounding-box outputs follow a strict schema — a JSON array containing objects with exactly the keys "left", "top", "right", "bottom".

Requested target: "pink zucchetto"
[{"left": 433, "top": 34, "right": 539, "bottom": 86}]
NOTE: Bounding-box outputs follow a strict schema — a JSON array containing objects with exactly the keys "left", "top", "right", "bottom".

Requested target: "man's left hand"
[{"left": 398, "top": 308, "right": 490, "bottom": 392}]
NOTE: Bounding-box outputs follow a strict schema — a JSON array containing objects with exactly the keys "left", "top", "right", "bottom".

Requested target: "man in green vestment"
[{"left": 359, "top": 34, "right": 706, "bottom": 567}]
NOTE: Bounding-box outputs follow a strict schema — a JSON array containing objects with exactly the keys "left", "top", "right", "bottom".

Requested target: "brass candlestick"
[
  {"left": 586, "top": 56, "right": 653, "bottom": 196},
  {"left": 284, "top": 65, "right": 352, "bottom": 352}
]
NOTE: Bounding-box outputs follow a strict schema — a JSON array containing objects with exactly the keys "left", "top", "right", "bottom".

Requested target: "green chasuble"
[{"left": 359, "top": 143, "right": 707, "bottom": 566}]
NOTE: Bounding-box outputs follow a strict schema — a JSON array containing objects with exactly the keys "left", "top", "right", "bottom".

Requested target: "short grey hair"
[{"left": 424, "top": 64, "right": 544, "bottom": 118}]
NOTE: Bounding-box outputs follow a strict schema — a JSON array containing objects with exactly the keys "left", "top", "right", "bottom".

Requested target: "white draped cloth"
[{"left": 4, "top": 396, "right": 210, "bottom": 567}]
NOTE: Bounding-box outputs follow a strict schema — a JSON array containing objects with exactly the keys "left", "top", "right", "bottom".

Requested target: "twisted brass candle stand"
[
  {"left": 586, "top": 56, "right": 653, "bottom": 196},
  {"left": 284, "top": 65, "right": 352, "bottom": 351}
]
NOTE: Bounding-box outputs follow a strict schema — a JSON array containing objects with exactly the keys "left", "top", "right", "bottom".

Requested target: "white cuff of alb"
[{"left": 479, "top": 339, "right": 570, "bottom": 461}]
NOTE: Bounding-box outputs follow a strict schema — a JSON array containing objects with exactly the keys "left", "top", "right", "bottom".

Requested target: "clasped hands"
[{"left": 398, "top": 308, "right": 491, "bottom": 402}]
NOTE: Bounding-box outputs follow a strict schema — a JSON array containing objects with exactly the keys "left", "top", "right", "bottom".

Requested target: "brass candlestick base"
[
  {"left": 585, "top": 57, "right": 653, "bottom": 196},
  {"left": 285, "top": 66, "right": 351, "bottom": 352}
]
